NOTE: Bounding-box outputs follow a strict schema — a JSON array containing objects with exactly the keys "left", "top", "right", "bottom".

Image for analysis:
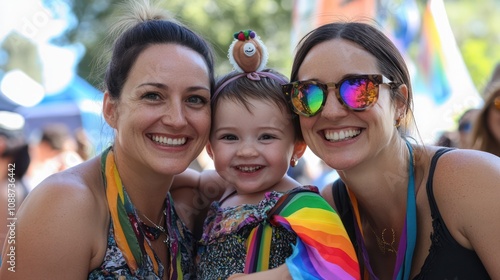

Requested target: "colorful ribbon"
[{"left": 102, "top": 147, "right": 185, "bottom": 278}]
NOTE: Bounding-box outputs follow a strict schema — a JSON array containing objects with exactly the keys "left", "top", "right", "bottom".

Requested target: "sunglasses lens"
[
  {"left": 339, "top": 78, "right": 378, "bottom": 110},
  {"left": 291, "top": 83, "right": 324, "bottom": 116},
  {"left": 458, "top": 122, "right": 471, "bottom": 132}
]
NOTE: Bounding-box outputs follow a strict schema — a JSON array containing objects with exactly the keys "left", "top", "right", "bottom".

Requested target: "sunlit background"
[{"left": 1, "top": 0, "right": 500, "bottom": 178}]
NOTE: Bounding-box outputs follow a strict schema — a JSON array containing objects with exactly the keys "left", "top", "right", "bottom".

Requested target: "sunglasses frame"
[{"left": 282, "top": 74, "right": 395, "bottom": 117}]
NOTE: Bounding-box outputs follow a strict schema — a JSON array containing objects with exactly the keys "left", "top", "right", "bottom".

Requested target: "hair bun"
[{"left": 109, "top": 0, "right": 178, "bottom": 40}]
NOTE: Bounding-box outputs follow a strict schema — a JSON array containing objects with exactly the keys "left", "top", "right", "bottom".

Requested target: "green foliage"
[
  {"left": 69, "top": 0, "right": 293, "bottom": 86},
  {"left": 444, "top": 0, "right": 500, "bottom": 95},
  {"left": 1, "top": 33, "right": 43, "bottom": 83}
]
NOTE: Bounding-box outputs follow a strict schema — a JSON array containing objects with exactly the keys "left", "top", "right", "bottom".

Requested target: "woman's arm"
[
  {"left": 171, "top": 168, "right": 201, "bottom": 190},
  {"left": 320, "top": 182, "right": 337, "bottom": 211},
  {"left": 434, "top": 150, "right": 500, "bottom": 278},
  {"left": 171, "top": 169, "right": 226, "bottom": 238}
]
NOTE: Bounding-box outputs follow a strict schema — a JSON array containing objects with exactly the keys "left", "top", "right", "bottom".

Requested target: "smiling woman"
[
  {"left": 0, "top": 0, "right": 215, "bottom": 279},
  {"left": 287, "top": 21, "right": 500, "bottom": 279}
]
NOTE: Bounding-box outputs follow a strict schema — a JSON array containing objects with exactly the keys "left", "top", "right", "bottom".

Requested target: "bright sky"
[{"left": 0, "top": 0, "right": 80, "bottom": 98}]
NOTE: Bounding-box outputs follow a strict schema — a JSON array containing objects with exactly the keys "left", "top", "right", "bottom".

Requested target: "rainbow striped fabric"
[{"left": 245, "top": 187, "right": 360, "bottom": 279}]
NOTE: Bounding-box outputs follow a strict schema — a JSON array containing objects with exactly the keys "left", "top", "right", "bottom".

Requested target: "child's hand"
[
  {"left": 228, "top": 273, "right": 277, "bottom": 280},
  {"left": 227, "top": 265, "right": 292, "bottom": 280},
  {"left": 228, "top": 273, "right": 247, "bottom": 279}
]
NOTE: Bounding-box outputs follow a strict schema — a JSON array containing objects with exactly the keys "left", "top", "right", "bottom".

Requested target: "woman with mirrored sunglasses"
[
  {"left": 284, "top": 21, "right": 500, "bottom": 279},
  {"left": 469, "top": 80, "right": 500, "bottom": 157}
]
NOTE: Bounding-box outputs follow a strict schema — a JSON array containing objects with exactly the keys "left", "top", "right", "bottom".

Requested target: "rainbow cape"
[{"left": 245, "top": 187, "right": 360, "bottom": 279}]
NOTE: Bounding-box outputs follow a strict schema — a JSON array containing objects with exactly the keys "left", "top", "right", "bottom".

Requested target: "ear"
[
  {"left": 0, "top": 136, "right": 7, "bottom": 156},
  {"left": 205, "top": 142, "right": 214, "bottom": 160},
  {"left": 102, "top": 91, "right": 117, "bottom": 128},
  {"left": 292, "top": 140, "right": 307, "bottom": 160},
  {"left": 395, "top": 84, "right": 409, "bottom": 120}
]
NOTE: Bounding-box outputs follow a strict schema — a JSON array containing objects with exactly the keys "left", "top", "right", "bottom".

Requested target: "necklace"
[
  {"left": 140, "top": 209, "right": 170, "bottom": 245},
  {"left": 349, "top": 141, "right": 416, "bottom": 280},
  {"left": 372, "top": 227, "right": 398, "bottom": 255}
]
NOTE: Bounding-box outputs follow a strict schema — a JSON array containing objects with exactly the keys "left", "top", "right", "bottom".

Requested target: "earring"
[
  {"left": 394, "top": 114, "right": 404, "bottom": 128},
  {"left": 394, "top": 118, "right": 401, "bottom": 127},
  {"left": 290, "top": 157, "right": 298, "bottom": 167}
]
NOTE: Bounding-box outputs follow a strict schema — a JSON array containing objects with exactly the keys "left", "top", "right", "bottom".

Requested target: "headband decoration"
[
  {"left": 214, "top": 29, "right": 287, "bottom": 97},
  {"left": 229, "top": 30, "right": 268, "bottom": 73}
]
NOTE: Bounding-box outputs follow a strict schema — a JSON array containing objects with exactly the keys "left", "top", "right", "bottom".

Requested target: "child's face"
[{"left": 208, "top": 98, "right": 297, "bottom": 195}]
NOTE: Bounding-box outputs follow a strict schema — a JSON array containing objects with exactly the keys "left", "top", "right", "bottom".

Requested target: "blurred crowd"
[
  {"left": 0, "top": 118, "right": 92, "bottom": 242},
  {"left": 435, "top": 63, "right": 500, "bottom": 157}
]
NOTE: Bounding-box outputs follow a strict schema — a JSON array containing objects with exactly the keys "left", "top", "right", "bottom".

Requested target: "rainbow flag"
[
  {"left": 270, "top": 190, "right": 360, "bottom": 279},
  {"left": 416, "top": 0, "right": 451, "bottom": 105},
  {"left": 411, "top": 0, "right": 482, "bottom": 143}
]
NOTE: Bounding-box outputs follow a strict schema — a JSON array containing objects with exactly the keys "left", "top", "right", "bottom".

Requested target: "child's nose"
[{"left": 236, "top": 141, "right": 259, "bottom": 157}]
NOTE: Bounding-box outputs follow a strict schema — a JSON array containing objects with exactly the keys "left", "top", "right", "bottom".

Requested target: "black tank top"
[{"left": 332, "top": 148, "right": 490, "bottom": 279}]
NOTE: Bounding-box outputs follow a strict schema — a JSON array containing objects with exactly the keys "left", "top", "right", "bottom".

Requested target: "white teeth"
[
  {"left": 325, "top": 129, "right": 361, "bottom": 142},
  {"left": 151, "top": 135, "right": 186, "bottom": 146},
  {"left": 237, "top": 166, "right": 262, "bottom": 172}
]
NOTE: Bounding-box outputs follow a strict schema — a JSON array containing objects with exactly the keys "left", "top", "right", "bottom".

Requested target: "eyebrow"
[
  {"left": 137, "top": 82, "right": 209, "bottom": 92},
  {"left": 213, "top": 126, "right": 286, "bottom": 135},
  {"left": 138, "top": 82, "right": 165, "bottom": 88}
]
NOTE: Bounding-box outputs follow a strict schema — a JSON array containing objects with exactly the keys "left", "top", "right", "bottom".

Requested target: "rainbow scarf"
[
  {"left": 244, "top": 187, "right": 360, "bottom": 279},
  {"left": 101, "top": 147, "right": 182, "bottom": 279}
]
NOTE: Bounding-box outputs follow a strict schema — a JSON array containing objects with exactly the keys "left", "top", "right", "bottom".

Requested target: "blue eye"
[
  {"left": 142, "top": 92, "right": 161, "bottom": 100},
  {"left": 186, "top": 95, "right": 208, "bottom": 105}
]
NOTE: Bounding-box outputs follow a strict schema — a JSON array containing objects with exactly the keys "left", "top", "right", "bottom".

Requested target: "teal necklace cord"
[
  {"left": 350, "top": 140, "right": 416, "bottom": 280},
  {"left": 400, "top": 140, "right": 416, "bottom": 280}
]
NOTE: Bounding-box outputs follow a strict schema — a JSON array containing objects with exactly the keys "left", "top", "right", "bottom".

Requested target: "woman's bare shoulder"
[
  {"left": 27, "top": 156, "right": 104, "bottom": 203},
  {"left": 428, "top": 148, "right": 500, "bottom": 247},
  {"left": 1, "top": 156, "right": 109, "bottom": 278},
  {"left": 430, "top": 148, "right": 500, "bottom": 190}
]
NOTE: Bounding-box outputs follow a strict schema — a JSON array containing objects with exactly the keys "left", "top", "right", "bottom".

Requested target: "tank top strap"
[{"left": 426, "top": 148, "right": 455, "bottom": 215}]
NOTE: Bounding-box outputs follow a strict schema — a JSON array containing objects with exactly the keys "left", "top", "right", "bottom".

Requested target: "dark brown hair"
[
  {"left": 289, "top": 22, "right": 414, "bottom": 132},
  {"left": 211, "top": 69, "right": 303, "bottom": 141},
  {"left": 470, "top": 82, "right": 500, "bottom": 156},
  {"left": 104, "top": 3, "right": 215, "bottom": 99}
]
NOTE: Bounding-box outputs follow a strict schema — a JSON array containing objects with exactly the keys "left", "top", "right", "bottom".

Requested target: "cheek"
[
  {"left": 299, "top": 117, "right": 316, "bottom": 141},
  {"left": 116, "top": 106, "right": 140, "bottom": 131},
  {"left": 210, "top": 144, "right": 232, "bottom": 170},
  {"left": 190, "top": 109, "right": 211, "bottom": 135},
  {"left": 299, "top": 116, "right": 312, "bottom": 129}
]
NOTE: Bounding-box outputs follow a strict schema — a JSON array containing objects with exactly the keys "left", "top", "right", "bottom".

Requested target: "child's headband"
[{"left": 213, "top": 30, "right": 287, "bottom": 97}]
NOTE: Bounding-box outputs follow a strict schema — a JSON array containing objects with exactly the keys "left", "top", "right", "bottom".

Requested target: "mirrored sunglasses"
[
  {"left": 458, "top": 121, "right": 472, "bottom": 132},
  {"left": 282, "top": 74, "right": 395, "bottom": 117}
]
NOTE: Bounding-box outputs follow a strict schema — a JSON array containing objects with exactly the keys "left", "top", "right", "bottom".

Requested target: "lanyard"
[{"left": 349, "top": 141, "right": 416, "bottom": 280}]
